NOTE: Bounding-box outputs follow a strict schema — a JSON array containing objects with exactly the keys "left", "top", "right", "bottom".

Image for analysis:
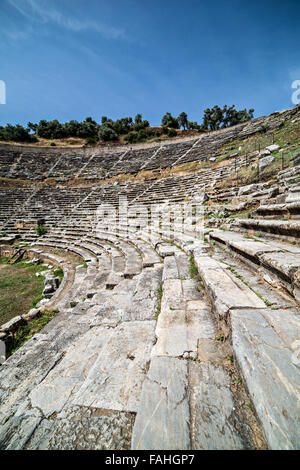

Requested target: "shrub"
[
  {"left": 167, "top": 128, "right": 177, "bottom": 138},
  {"left": 35, "top": 225, "right": 48, "bottom": 237},
  {"left": 0, "top": 124, "right": 34, "bottom": 142},
  {"left": 98, "top": 125, "right": 118, "bottom": 142},
  {"left": 124, "top": 131, "right": 139, "bottom": 144},
  {"left": 86, "top": 136, "right": 98, "bottom": 145},
  {"left": 50, "top": 142, "right": 56, "bottom": 146},
  {"left": 161, "top": 112, "right": 179, "bottom": 129},
  {"left": 260, "top": 124, "right": 269, "bottom": 134}
]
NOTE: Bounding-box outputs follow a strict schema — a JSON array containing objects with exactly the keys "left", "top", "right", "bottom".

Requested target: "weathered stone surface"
[
  {"left": 162, "top": 255, "right": 179, "bottom": 281},
  {"left": 132, "top": 357, "right": 190, "bottom": 450},
  {"left": 22, "top": 308, "right": 40, "bottom": 322},
  {"left": 0, "top": 315, "right": 25, "bottom": 332},
  {"left": 0, "top": 341, "right": 6, "bottom": 365},
  {"left": 194, "top": 255, "right": 265, "bottom": 317},
  {"left": 86, "top": 266, "right": 162, "bottom": 326},
  {"left": 70, "top": 321, "right": 156, "bottom": 412},
  {"left": 25, "top": 407, "right": 135, "bottom": 450},
  {"left": 189, "top": 362, "right": 245, "bottom": 450},
  {"left": 212, "top": 248, "right": 294, "bottom": 308},
  {"left": 29, "top": 321, "right": 155, "bottom": 416},
  {"left": 231, "top": 308, "right": 300, "bottom": 450},
  {"left": 266, "top": 144, "right": 280, "bottom": 153},
  {"left": 211, "top": 229, "right": 277, "bottom": 257},
  {"left": 156, "top": 243, "right": 174, "bottom": 257},
  {"left": 194, "top": 192, "right": 208, "bottom": 203},
  {"left": 238, "top": 183, "right": 265, "bottom": 196},
  {"left": 0, "top": 414, "right": 42, "bottom": 450},
  {"left": 153, "top": 299, "right": 215, "bottom": 358},
  {"left": 259, "top": 149, "right": 271, "bottom": 156},
  {"left": 0, "top": 312, "right": 89, "bottom": 424},
  {"left": 259, "top": 308, "right": 300, "bottom": 350},
  {"left": 259, "top": 251, "right": 300, "bottom": 280},
  {"left": 259, "top": 155, "right": 274, "bottom": 170},
  {"left": 175, "top": 253, "right": 191, "bottom": 279}
]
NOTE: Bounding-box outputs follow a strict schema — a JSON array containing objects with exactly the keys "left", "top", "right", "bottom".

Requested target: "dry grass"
[{"left": 0, "top": 128, "right": 202, "bottom": 149}]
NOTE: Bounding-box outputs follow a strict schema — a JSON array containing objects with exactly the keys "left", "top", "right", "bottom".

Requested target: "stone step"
[
  {"left": 193, "top": 247, "right": 300, "bottom": 449},
  {"left": 132, "top": 247, "right": 265, "bottom": 449},
  {"left": 0, "top": 259, "right": 163, "bottom": 449},
  {"left": 194, "top": 253, "right": 265, "bottom": 326},
  {"left": 231, "top": 307, "right": 300, "bottom": 449},
  {"left": 254, "top": 202, "right": 300, "bottom": 219},
  {"left": 231, "top": 218, "right": 300, "bottom": 242}
]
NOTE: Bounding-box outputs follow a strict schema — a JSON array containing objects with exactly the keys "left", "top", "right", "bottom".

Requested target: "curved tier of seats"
[{"left": 0, "top": 105, "right": 298, "bottom": 181}]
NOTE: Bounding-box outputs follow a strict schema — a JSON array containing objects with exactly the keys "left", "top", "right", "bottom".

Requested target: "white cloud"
[{"left": 7, "top": 0, "right": 126, "bottom": 40}]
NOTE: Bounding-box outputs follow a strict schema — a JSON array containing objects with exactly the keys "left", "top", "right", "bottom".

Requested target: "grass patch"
[
  {"left": 7, "top": 310, "right": 57, "bottom": 356},
  {"left": 53, "top": 267, "right": 63, "bottom": 284},
  {"left": 0, "top": 258, "right": 46, "bottom": 325},
  {"left": 189, "top": 252, "right": 205, "bottom": 290},
  {"left": 154, "top": 283, "right": 163, "bottom": 320}
]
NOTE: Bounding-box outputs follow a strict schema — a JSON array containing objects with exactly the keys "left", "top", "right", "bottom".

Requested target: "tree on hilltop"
[
  {"left": 161, "top": 112, "right": 180, "bottom": 129},
  {"left": 178, "top": 112, "right": 188, "bottom": 130},
  {"left": 202, "top": 105, "right": 254, "bottom": 131},
  {"left": 133, "top": 114, "right": 149, "bottom": 131}
]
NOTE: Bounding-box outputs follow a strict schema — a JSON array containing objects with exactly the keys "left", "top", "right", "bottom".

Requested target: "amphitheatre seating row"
[
  {"left": 0, "top": 105, "right": 298, "bottom": 182},
  {"left": 1, "top": 180, "right": 300, "bottom": 448},
  {"left": 1, "top": 201, "right": 299, "bottom": 449}
]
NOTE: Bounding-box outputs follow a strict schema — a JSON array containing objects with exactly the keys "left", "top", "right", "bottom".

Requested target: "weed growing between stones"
[
  {"left": 35, "top": 225, "right": 48, "bottom": 237},
  {"left": 154, "top": 283, "right": 163, "bottom": 320},
  {"left": 7, "top": 309, "right": 58, "bottom": 356}
]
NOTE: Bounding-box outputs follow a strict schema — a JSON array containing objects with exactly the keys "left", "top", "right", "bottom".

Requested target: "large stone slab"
[
  {"left": 175, "top": 253, "right": 191, "bottom": 279},
  {"left": 231, "top": 308, "right": 300, "bottom": 450},
  {"left": 131, "top": 357, "right": 190, "bottom": 450},
  {"left": 161, "top": 278, "right": 185, "bottom": 310},
  {"left": 259, "top": 308, "right": 300, "bottom": 352},
  {"left": 152, "top": 299, "right": 215, "bottom": 358},
  {"left": 0, "top": 311, "right": 88, "bottom": 424},
  {"left": 71, "top": 321, "right": 156, "bottom": 413},
  {"left": 29, "top": 321, "right": 155, "bottom": 416},
  {"left": 29, "top": 326, "right": 113, "bottom": 417},
  {"left": 86, "top": 266, "right": 162, "bottom": 326},
  {"left": 259, "top": 251, "right": 300, "bottom": 281},
  {"left": 194, "top": 255, "right": 265, "bottom": 317},
  {"left": 162, "top": 255, "right": 179, "bottom": 281},
  {"left": 189, "top": 362, "right": 245, "bottom": 450}
]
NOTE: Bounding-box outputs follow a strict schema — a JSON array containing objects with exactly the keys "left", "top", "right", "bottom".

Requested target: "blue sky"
[{"left": 1, "top": 0, "right": 300, "bottom": 127}]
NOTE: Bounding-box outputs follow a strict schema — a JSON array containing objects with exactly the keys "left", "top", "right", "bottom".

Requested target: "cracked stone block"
[
  {"left": 189, "top": 362, "right": 245, "bottom": 450},
  {"left": 132, "top": 356, "right": 190, "bottom": 450},
  {"left": 231, "top": 308, "right": 300, "bottom": 450}
]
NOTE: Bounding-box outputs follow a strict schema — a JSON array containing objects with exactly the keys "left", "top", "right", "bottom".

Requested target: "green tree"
[
  {"left": 27, "top": 122, "right": 37, "bottom": 134},
  {"left": 161, "top": 112, "right": 179, "bottom": 129},
  {"left": 178, "top": 112, "right": 188, "bottom": 130},
  {"left": 133, "top": 114, "right": 149, "bottom": 131},
  {"left": 98, "top": 124, "right": 118, "bottom": 141}
]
